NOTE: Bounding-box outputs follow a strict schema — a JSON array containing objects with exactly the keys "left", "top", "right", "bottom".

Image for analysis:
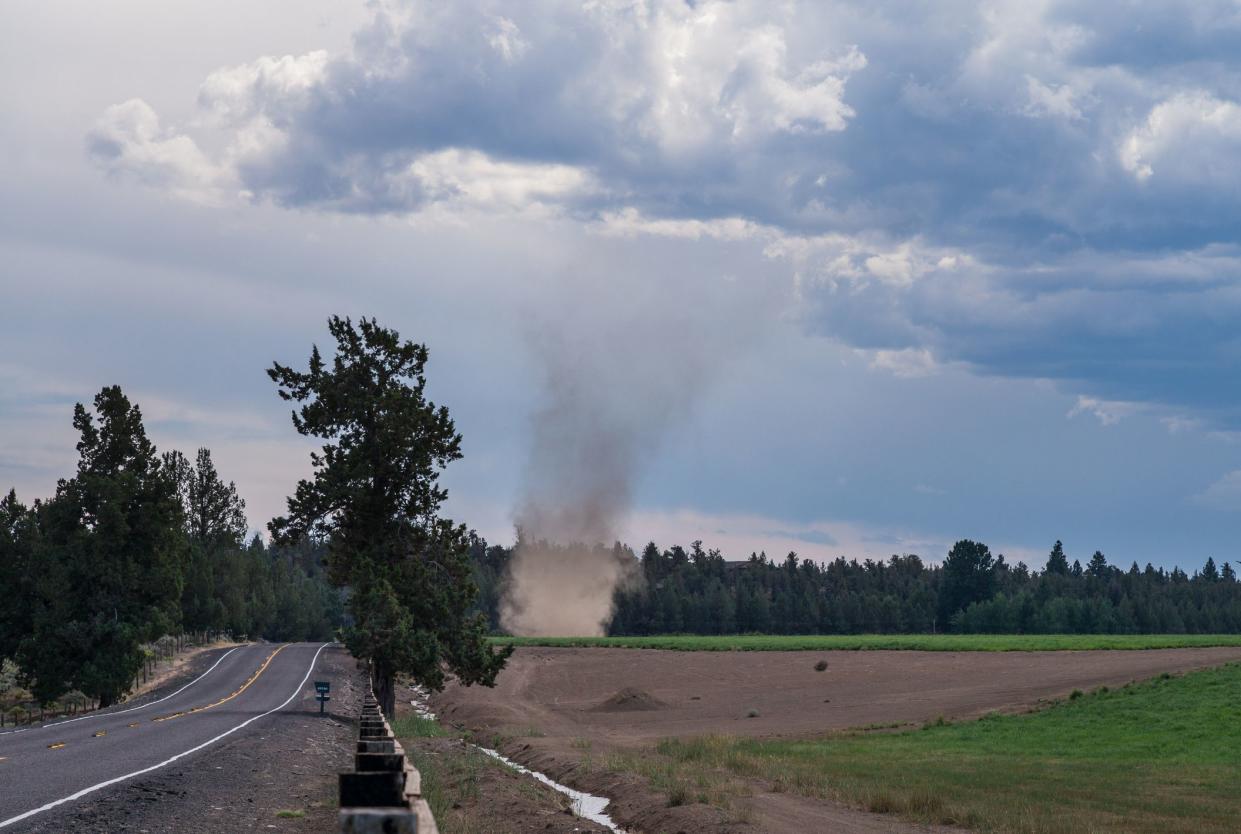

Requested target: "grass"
[
  {"left": 392, "top": 706, "right": 574, "bottom": 834},
  {"left": 389, "top": 712, "right": 451, "bottom": 738},
  {"left": 274, "top": 809, "right": 305, "bottom": 819},
  {"left": 491, "top": 633, "right": 1241, "bottom": 652},
  {"left": 613, "top": 662, "right": 1241, "bottom": 833}
]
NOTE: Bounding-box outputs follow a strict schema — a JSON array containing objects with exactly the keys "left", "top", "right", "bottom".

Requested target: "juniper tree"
[{"left": 268, "top": 316, "right": 510, "bottom": 713}]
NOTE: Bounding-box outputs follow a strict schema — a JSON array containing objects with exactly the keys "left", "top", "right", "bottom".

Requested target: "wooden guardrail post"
[{"left": 338, "top": 681, "right": 438, "bottom": 834}]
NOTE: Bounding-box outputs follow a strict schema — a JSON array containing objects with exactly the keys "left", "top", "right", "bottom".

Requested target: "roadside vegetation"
[
  {"left": 267, "top": 316, "right": 510, "bottom": 715},
  {"left": 493, "top": 633, "right": 1241, "bottom": 652},
  {"left": 607, "top": 662, "right": 1241, "bottom": 833},
  {"left": 0, "top": 387, "right": 340, "bottom": 708},
  {"left": 390, "top": 700, "right": 588, "bottom": 834}
]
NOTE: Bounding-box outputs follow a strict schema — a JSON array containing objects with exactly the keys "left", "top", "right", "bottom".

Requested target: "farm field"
[
  {"left": 639, "top": 661, "right": 1241, "bottom": 833},
  {"left": 493, "top": 633, "right": 1241, "bottom": 652},
  {"left": 436, "top": 645, "right": 1241, "bottom": 832}
]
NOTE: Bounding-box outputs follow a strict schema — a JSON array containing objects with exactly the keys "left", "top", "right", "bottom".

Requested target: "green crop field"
[
  {"left": 608, "top": 662, "right": 1241, "bottom": 833},
  {"left": 492, "top": 633, "right": 1241, "bottom": 652}
]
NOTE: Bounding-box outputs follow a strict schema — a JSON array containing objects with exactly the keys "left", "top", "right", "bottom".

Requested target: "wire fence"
[{"left": 0, "top": 630, "right": 235, "bottom": 728}]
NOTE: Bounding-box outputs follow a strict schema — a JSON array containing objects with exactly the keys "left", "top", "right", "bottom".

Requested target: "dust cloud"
[{"left": 499, "top": 255, "right": 774, "bottom": 637}]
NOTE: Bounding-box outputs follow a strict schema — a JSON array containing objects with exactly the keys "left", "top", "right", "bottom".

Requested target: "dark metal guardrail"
[{"left": 338, "top": 685, "right": 437, "bottom": 834}]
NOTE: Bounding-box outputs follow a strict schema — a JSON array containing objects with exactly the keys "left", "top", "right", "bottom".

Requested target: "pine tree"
[
  {"left": 938, "top": 540, "right": 998, "bottom": 627},
  {"left": 20, "top": 387, "right": 187, "bottom": 705},
  {"left": 0, "top": 490, "right": 37, "bottom": 664},
  {"left": 1201, "top": 556, "right": 1220, "bottom": 582},
  {"left": 1045, "top": 540, "right": 1069, "bottom": 575},
  {"left": 269, "top": 316, "right": 510, "bottom": 713},
  {"left": 1087, "top": 550, "right": 1109, "bottom": 578}
]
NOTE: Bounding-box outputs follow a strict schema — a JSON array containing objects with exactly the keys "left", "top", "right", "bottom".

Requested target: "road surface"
[{"left": 0, "top": 641, "right": 329, "bottom": 830}]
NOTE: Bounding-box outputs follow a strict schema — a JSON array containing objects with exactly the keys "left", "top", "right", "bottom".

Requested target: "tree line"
[
  {"left": 0, "top": 317, "right": 511, "bottom": 716},
  {"left": 467, "top": 537, "right": 1241, "bottom": 636},
  {"left": 0, "top": 386, "right": 341, "bottom": 707}
]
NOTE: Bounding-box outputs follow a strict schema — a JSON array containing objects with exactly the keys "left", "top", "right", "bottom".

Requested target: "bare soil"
[{"left": 433, "top": 646, "right": 1241, "bottom": 833}]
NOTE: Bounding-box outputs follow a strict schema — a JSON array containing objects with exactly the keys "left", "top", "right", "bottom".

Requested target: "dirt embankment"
[
  {"left": 393, "top": 696, "right": 613, "bottom": 834},
  {"left": 433, "top": 646, "right": 1241, "bottom": 833}
]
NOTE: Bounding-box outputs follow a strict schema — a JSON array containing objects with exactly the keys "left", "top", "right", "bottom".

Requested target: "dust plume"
[{"left": 500, "top": 255, "right": 773, "bottom": 636}]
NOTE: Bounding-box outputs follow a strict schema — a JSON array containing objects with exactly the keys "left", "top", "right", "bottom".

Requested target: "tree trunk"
[{"left": 373, "top": 664, "right": 396, "bottom": 717}]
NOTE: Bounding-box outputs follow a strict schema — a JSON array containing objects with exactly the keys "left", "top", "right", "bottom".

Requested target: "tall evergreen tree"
[
  {"left": 0, "top": 490, "right": 37, "bottom": 663},
  {"left": 1201, "top": 556, "right": 1220, "bottom": 582},
  {"left": 937, "top": 540, "right": 998, "bottom": 627},
  {"left": 1087, "top": 550, "right": 1109, "bottom": 578},
  {"left": 1045, "top": 540, "right": 1070, "bottom": 575},
  {"left": 165, "top": 448, "right": 248, "bottom": 550},
  {"left": 18, "top": 387, "right": 187, "bottom": 705},
  {"left": 268, "top": 316, "right": 510, "bottom": 714}
]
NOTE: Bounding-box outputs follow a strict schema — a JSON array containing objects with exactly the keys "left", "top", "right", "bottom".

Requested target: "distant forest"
[{"left": 469, "top": 538, "right": 1241, "bottom": 636}]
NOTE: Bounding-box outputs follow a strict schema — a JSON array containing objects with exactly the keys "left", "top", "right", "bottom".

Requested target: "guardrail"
[{"left": 338, "top": 685, "right": 438, "bottom": 834}]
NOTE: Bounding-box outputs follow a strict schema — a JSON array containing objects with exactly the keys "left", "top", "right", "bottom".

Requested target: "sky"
[{"left": 2, "top": 0, "right": 1241, "bottom": 571}]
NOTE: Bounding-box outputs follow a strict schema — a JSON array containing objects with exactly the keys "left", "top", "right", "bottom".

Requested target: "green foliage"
[
  {"left": 390, "top": 712, "right": 452, "bottom": 738},
  {"left": 938, "top": 539, "right": 998, "bottom": 625},
  {"left": 164, "top": 445, "right": 341, "bottom": 644},
  {"left": 1, "top": 389, "right": 343, "bottom": 707},
  {"left": 16, "top": 387, "right": 187, "bottom": 705},
  {"left": 1045, "top": 539, "right": 1070, "bottom": 575},
  {"left": 0, "top": 489, "right": 38, "bottom": 664},
  {"left": 268, "top": 316, "right": 509, "bottom": 710},
  {"left": 467, "top": 534, "right": 1241, "bottom": 638}
]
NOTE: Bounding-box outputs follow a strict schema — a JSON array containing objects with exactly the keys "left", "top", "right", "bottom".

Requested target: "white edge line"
[
  {"left": 0, "top": 646, "right": 243, "bottom": 737},
  {"left": 0, "top": 642, "right": 329, "bottom": 830}
]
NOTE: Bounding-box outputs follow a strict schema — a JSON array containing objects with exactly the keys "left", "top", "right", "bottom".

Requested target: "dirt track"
[{"left": 434, "top": 646, "right": 1241, "bottom": 832}]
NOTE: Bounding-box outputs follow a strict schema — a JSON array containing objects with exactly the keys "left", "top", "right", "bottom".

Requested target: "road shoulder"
[{"left": 19, "top": 645, "right": 361, "bottom": 834}]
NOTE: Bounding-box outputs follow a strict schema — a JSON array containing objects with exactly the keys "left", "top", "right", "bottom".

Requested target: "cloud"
[
  {"left": 1068, "top": 396, "right": 1140, "bottom": 427},
  {"left": 84, "top": 0, "right": 1241, "bottom": 432},
  {"left": 1191, "top": 470, "right": 1241, "bottom": 511},
  {"left": 1120, "top": 91, "right": 1241, "bottom": 184},
  {"left": 91, "top": 1, "right": 866, "bottom": 218},
  {"left": 86, "top": 99, "right": 232, "bottom": 203},
  {"left": 869, "top": 348, "right": 938, "bottom": 379},
  {"left": 622, "top": 507, "right": 950, "bottom": 563}
]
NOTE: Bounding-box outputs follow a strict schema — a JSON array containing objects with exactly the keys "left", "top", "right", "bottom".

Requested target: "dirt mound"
[{"left": 590, "top": 686, "right": 667, "bottom": 713}]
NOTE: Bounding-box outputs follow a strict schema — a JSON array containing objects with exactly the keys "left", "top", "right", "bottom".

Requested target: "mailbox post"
[{"left": 314, "top": 681, "right": 331, "bottom": 715}]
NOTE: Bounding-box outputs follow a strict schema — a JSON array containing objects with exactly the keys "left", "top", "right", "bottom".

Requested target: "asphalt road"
[{"left": 0, "top": 641, "right": 330, "bottom": 830}]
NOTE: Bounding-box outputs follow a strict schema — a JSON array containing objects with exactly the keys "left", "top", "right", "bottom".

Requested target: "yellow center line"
[
  {"left": 47, "top": 743, "right": 66, "bottom": 750},
  {"left": 93, "top": 730, "right": 106, "bottom": 737},
  {"left": 152, "top": 644, "right": 288, "bottom": 723}
]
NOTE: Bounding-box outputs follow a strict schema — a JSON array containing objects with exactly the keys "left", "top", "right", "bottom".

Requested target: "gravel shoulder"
[{"left": 18, "top": 645, "right": 363, "bottom": 834}]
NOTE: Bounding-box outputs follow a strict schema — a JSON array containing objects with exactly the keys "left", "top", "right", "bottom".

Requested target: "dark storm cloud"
[{"left": 87, "top": 0, "right": 1241, "bottom": 428}]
